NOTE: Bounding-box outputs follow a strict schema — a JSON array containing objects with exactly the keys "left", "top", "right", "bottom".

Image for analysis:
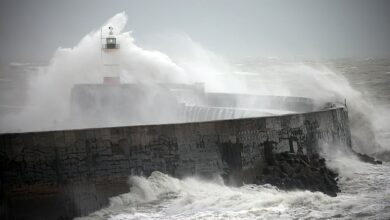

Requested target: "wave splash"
[
  {"left": 1, "top": 12, "right": 388, "bottom": 158},
  {"left": 79, "top": 154, "right": 390, "bottom": 220}
]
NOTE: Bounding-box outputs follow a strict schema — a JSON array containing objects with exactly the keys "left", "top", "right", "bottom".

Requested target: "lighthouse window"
[
  {"left": 106, "top": 37, "right": 117, "bottom": 49},
  {"left": 107, "top": 38, "right": 116, "bottom": 44}
]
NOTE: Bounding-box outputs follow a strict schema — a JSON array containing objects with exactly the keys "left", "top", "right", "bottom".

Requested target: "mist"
[{"left": 0, "top": 11, "right": 387, "bottom": 158}]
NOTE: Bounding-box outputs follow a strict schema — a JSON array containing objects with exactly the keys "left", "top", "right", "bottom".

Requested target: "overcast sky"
[{"left": 0, "top": 0, "right": 390, "bottom": 64}]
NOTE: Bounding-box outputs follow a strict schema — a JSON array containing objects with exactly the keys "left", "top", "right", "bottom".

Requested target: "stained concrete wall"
[{"left": 0, "top": 107, "right": 351, "bottom": 220}]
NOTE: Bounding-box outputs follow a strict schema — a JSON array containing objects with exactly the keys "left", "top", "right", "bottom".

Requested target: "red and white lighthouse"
[{"left": 101, "top": 26, "right": 120, "bottom": 84}]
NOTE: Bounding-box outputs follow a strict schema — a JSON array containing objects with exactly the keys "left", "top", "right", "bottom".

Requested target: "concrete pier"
[{"left": 0, "top": 107, "right": 351, "bottom": 219}]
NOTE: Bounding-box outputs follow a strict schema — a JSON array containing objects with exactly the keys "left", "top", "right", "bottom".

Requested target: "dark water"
[{"left": 330, "top": 59, "right": 390, "bottom": 108}]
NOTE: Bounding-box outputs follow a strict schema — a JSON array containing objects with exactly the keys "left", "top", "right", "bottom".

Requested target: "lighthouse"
[
  {"left": 101, "top": 26, "right": 120, "bottom": 84},
  {"left": 70, "top": 25, "right": 181, "bottom": 127}
]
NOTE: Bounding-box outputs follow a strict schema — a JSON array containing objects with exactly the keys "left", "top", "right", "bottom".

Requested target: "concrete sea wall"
[{"left": 0, "top": 107, "right": 351, "bottom": 219}]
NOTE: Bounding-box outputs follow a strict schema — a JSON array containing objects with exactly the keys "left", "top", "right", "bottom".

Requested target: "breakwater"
[{"left": 0, "top": 107, "right": 351, "bottom": 219}]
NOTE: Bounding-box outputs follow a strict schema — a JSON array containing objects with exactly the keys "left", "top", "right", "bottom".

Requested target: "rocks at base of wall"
[{"left": 255, "top": 152, "right": 340, "bottom": 197}]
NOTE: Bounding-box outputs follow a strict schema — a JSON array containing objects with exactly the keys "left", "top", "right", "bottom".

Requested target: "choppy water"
[
  {"left": 77, "top": 59, "right": 390, "bottom": 220},
  {"left": 79, "top": 160, "right": 390, "bottom": 220}
]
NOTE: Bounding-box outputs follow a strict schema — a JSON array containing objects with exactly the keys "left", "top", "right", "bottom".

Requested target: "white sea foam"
[
  {"left": 77, "top": 142, "right": 390, "bottom": 220},
  {"left": 78, "top": 158, "right": 390, "bottom": 220}
]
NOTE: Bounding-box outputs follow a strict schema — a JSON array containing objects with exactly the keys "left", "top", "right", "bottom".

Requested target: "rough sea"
[
  {"left": 1, "top": 13, "right": 388, "bottom": 219},
  {"left": 75, "top": 59, "right": 390, "bottom": 220}
]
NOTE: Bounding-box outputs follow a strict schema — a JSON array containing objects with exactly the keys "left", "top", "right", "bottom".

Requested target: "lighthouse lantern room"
[{"left": 103, "top": 27, "right": 120, "bottom": 49}]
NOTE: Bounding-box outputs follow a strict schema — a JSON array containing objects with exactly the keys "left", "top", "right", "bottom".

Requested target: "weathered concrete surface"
[{"left": 0, "top": 107, "right": 351, "bottom": 219}]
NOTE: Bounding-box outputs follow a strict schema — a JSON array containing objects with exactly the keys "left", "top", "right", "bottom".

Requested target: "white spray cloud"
[
  {"left": 0, "top": 12, "right": 387, "bottom": 157},
  {"left": 142, "top": 32, "right": 248, "bottom": 93},
  {"left": 0, "top": 12, "right": 189, "bottom": 132}
]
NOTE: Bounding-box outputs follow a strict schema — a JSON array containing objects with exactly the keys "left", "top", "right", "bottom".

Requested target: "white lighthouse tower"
[{"left": 101, "top": 26, "right": 120, "bottom": 84}]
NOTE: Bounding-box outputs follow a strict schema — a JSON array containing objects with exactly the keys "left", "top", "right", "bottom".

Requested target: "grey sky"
[{"left": 0, "top": 0, "right": 390, "bottom": 64}]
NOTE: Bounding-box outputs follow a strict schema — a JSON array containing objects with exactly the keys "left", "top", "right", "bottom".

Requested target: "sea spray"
[
  {"left": 228, "top": 60, "right": 385, "bottom": 154},
  {"left": 0, "top": 12, "right": 386, "bottom": 157},
  {"left": 0, "top": 12, "right": 186, "bottom": 132}
]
